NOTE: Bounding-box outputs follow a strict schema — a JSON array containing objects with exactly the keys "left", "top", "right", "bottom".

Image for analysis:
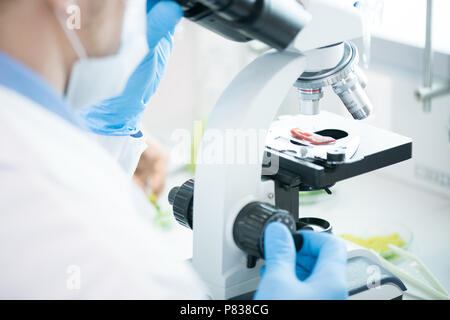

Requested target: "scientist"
[{"left": 0, "top": 0, "right": 348, "bottom": 299}]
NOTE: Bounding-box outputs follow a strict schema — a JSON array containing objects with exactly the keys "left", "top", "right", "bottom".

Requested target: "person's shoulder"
[{"left": 0, "top": 85, "right": 88, "bottom": 162}]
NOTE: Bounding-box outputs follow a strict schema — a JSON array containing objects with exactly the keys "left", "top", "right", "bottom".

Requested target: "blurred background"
[{"left": 142, "top": 0, "right": 450, "bottom": 298}]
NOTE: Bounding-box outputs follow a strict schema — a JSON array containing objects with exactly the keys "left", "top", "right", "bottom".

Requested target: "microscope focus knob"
[
  {"left": 168, "top": 179, "right": 194, "bottom": 229},
  {"left": 233, "top": 202, "right": 297, "bottom": 260},
  {"left": 327, "top": 149, "right": 346, "bottom": 164}
]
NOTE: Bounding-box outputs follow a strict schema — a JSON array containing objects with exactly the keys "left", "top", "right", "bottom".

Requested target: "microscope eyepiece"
[{"left": 173, "top": 0, "right": 311, "bottom": 50}]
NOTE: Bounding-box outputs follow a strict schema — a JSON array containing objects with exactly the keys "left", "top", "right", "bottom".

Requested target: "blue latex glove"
[
  {"left": 79, "top": 0, "right": 183, "bottom": 135},
  {"left": 254, "top": 222, "right": 348, "bottom": 300}
]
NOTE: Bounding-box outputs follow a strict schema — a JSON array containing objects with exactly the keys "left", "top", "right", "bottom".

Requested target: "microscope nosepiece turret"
[{"left": 295, "top": 42, "right": 373, "bottom": 120}]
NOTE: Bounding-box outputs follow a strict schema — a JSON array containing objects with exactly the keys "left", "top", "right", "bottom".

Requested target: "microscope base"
[{"left": 347, "top": 256, "right": 406, "bottom": 300}]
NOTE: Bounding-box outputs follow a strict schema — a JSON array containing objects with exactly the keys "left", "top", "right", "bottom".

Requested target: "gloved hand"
[
  {"left": 254, "top": 222, "right": 348, "bottom": 300},
  {"left": 79, "top": 0, "right": 183, "bottom": 136}
]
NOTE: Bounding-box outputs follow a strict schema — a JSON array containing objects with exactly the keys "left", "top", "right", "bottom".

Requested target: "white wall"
[
  {"left": 141, "top": 20, "right": 257, "bottom": 145},
  {"left": 366, "top": 53, "right": 450, "bottom": 198}
]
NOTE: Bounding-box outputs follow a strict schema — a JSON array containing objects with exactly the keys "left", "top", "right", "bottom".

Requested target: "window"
[{"left": 373, "top": 0, "right": 450, "bottom": 54}]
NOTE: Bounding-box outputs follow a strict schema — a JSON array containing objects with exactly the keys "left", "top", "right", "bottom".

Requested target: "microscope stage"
[{"left": 265, "top": 112, "right": 412, "bottom": 189}]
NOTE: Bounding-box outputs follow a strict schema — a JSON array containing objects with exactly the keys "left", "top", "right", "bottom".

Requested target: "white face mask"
[{"left": 55, "top": 0, "right": 149, "bottom": 110}]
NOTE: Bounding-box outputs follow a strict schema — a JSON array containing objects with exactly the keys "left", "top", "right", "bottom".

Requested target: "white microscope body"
[
  {"left": 166, "top": 0, "right": 409, "bottom": 300},
  {"left": 192, "top": 0, "right": 373, "bottom": 299}
]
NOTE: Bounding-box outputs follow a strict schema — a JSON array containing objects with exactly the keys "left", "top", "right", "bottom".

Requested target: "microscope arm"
[{"left": 193, "top": 51, "right": 306, "bottom": 299}]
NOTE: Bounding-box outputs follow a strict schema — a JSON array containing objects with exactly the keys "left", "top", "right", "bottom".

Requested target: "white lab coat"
[{"left": 0, "top": 86, "right": 207, "bottom": 299}]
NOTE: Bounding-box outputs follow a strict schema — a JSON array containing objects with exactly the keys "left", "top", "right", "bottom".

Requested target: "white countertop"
[
  {"left": 159, "top": 169, "right": 450, "bottom": 299},
  {"left": 296, "top": 172, "right": 450, "bottom": 299}
]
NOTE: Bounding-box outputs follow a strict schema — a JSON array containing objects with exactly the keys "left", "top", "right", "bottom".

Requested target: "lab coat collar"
[{"left": 0, "top": 51, "right": 84, "bottom": 128}]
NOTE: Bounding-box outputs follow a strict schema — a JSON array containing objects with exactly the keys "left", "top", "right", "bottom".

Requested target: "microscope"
[{"left": 168, "top": 0, "right": 412, "bottom": 299}]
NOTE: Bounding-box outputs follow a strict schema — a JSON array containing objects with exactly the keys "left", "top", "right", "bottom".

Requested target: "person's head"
[{"left": 0, "top": 0, "right": 127, "bottom": 92}]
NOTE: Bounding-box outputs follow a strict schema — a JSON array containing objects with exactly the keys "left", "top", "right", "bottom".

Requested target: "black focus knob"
[
  {"left": 327, "top": 149, "right": 346, "bottom": 164},
  {"left": 233, "top": 202, "right": 298, "bottom": 260},
  {"left": 168, "top": 179, "right": 194, "bottom": 229}
]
